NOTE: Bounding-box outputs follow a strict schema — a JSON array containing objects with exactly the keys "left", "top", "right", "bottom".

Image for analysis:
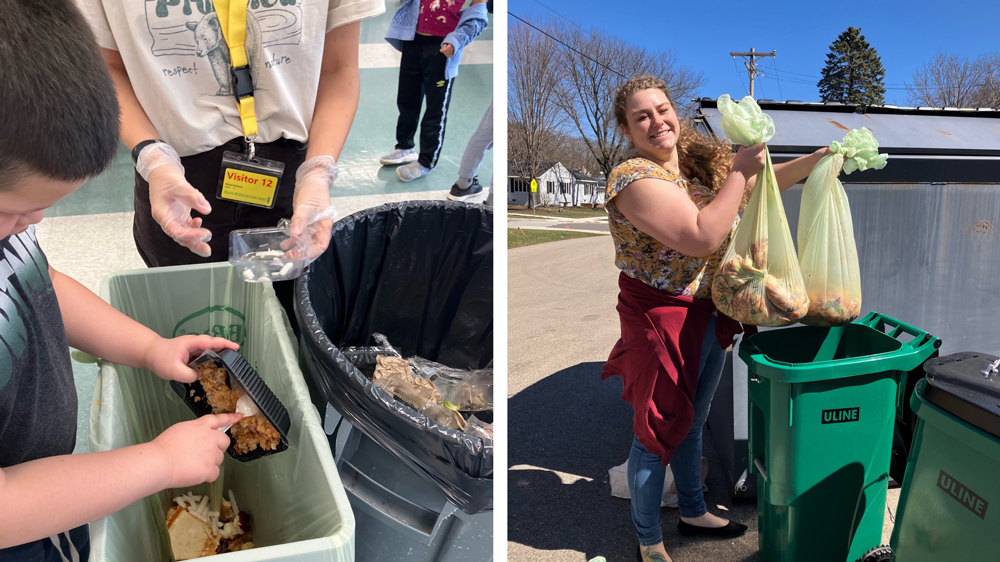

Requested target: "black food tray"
[{"left": 172, "top": 349, "right": 290, "bottom": 461}]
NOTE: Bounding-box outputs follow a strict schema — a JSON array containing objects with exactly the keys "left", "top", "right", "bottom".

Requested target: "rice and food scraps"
[
  {"left": 712, "top": 239, "right": 809, "bottom": 327},
  {"left": 167, "top": 490, "right": 254, "bottom": 560},
  {"left": 197, "top": 361, "right": 281, "bottom": 454}
]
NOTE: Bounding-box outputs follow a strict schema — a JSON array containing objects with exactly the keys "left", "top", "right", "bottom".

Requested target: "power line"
[
  {"left": 757, "top": 63, "right": 911, "bottom": 88},
  {"left": 508, "top": 12, "right": 628, "bottom": 80},
  {"left": 532, "top": 0, "right": 586, "bottom": 32},
  {"left": 772, "top": 57, "right": 784, "bottom": 101},
  {"left": 732, "top": 56, "right": 748, "bottom": 96},
  {"left": 730, "top": 48, "right": 775, "bottom": 98}
]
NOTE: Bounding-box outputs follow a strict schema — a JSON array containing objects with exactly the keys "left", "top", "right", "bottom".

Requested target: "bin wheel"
[{"left": 856, "top": 545, "right": 893, "bottom": 562}]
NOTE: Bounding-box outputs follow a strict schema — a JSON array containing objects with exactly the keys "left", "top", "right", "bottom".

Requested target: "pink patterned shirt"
[{"left": 416, "top": 0, "right": 462, "bottom": 37}]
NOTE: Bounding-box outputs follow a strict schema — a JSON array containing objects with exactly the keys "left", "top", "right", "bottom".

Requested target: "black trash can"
[{"left": 295, "top": 201, "right": 493, "bottom": 515}]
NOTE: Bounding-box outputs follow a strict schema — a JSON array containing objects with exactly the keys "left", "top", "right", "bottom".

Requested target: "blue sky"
[{"left": 509, "top": 0, "right": 1000, "bottom": 106}]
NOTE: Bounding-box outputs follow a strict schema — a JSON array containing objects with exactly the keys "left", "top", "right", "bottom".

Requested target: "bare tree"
[
  {"left": 907, "top": 52, "right": 1000, "bottom": 109},
  {"left": 508, "top": 18, "right": 563, "bottom": 208},
  {"left": 551, "top": 23, "right": 705, "bottom": 179},
  {"left": 547, "top": 134, "right": 600, "bottom": 176}
]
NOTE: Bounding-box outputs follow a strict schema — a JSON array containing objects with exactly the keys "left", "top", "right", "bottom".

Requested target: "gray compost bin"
[{"left": 697, "top": 99, "right": 999, "bottom": 498}]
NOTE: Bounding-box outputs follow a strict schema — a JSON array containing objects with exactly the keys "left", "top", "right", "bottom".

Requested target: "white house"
[{"left": 508, "top": 162, "right": 607, "bottom": 207}]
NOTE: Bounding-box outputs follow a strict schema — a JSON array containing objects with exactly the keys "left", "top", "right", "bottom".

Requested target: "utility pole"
[{"left": 730, "top": 48, "right": 776, "bottom": 98}]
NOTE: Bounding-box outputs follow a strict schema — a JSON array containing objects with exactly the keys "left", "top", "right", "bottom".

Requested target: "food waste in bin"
[
  {"left": 351, "top": 334, "right": 493, "bottom": 440},
  {"left": 796, "top": 127, "right": 885, "bottom": 327},
  {"left": 172, "top": 349, "right": 291, "bottom": 460},
  {"left": 166, "top": 489, "right": 255, "bottom": 560},
  {"left": 710, "top": 94, "right": 809, "bottom": 327}
]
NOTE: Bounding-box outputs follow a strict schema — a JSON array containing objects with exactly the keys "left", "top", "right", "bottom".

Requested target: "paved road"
[
  {"left": 508, "top": 237, "right": 760, "bottom": 562},
  {"left": 507, "top": 236, "right": 899, "bottom": 562}
]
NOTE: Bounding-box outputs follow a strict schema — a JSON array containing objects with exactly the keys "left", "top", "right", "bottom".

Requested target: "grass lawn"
[
  {"left": 508, "top": 228, "right": 603, "bottom": 249},
  {"left": 507, "top": 205, "right": 608, "bottom": 220}
]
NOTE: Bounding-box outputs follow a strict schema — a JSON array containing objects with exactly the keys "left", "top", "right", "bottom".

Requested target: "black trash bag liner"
[{"left": 295, "top": 201, "right": 493, "bottom": 514}]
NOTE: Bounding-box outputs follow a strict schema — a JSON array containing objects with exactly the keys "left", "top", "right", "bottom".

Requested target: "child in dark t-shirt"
[{"left": 0, "top": 2, "right": 241, "bottom": 559}]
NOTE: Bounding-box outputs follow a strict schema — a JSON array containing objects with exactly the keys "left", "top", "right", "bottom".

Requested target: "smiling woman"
[{"left": 599, "top": 75, "right": 832, "bottom": 562}]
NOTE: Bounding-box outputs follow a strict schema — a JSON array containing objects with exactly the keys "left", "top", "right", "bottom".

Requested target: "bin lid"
[{"left": 924, "top": 352, "right": 1000, "bottom": 439}]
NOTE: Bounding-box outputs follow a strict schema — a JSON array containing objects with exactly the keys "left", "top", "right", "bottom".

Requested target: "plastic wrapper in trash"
[
  {"left": 408, "top": 356, "right": 493, "bottom": 412},
  {"left": 296, "top": 201, "right": 493, "bottom": 514},
  {"left": 465, "top": 415, "right": 493, "bottom": 440},
  {"left": 712, "top": 94, "right": 809, "bottom": 326},
  {"left": 797, "top": 128, "right": 885, "bottom": 326},
  {"left": 89, "top": 262, "right": 354, "bottom": 562}
]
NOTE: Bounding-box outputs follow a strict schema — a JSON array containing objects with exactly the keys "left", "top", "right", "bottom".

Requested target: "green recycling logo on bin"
[{"left": 173, "top": 305, "right": 246, "bottom": 345}]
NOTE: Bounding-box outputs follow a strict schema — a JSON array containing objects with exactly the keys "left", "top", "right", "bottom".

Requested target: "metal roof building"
[{"left": 695, "top": 98, "right": 1000, "bottom": 182}]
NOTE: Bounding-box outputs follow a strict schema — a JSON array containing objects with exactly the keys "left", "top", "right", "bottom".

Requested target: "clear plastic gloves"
[
  {"left": 136, "top": 143, "right": 213, "bottom": 258},
  {"left": 289, "top": 156, "right": 338, "bottom": 262}
]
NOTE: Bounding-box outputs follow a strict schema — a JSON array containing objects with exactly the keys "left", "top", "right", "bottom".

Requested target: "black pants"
[
  {"left": 0, "top": 524, "right": 89, "bottom": 562},
  {"left": 394, "top": 34, "right": 456, "bottom": 169},
  {"left": 133, "top": 137, "right": 306, "bottom": 334}
]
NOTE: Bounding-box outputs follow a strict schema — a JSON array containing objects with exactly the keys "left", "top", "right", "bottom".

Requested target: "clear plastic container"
[
  {"left": 229, "top": 226, "right": 308, "bottom": 283},
  {"left": 409, "top": 357, "right": 493, "bottom": 412}
]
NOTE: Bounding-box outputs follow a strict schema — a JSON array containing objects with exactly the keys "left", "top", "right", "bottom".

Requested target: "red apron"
[{"left": 602, "top": 272, "right": 755, "bottom": 465}]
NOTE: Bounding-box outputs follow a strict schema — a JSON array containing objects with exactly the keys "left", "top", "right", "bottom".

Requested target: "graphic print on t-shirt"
[
  {"left": 145, "top": 0, "right": 304, "bottom": 96},
  {"left": 0, "top": 230, "right": 49, "bottom": 391}
]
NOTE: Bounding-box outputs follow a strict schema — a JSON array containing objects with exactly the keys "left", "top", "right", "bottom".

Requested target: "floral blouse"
[{"left": 605, "top": 158, "right": 739, "bottom": 299}]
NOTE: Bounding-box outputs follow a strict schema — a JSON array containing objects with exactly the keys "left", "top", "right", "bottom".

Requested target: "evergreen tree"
[{"left": 818, "top": 27, "right": 887, "bottom": 105}]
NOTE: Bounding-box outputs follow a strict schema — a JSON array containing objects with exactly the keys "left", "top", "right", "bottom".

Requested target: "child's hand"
[
  {"left": 440, "top": 43, "right": 455, "bottom": 58},
  {"left": 144, "top": 335, "right": 239, "bottom": 383},
  {"left": 150, "top": 414, "right": 241, "bottom": 488}
]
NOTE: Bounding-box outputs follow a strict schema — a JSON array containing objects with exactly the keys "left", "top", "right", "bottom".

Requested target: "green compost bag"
[
  {"left": 711, "top": 95, "right": 809, "bottom": 326},
  {"left": 88, "top": 263, "right": 354, "bottom": 562},
  {"left": 798, "top": 127, "right": 887, "bottom": 326}
]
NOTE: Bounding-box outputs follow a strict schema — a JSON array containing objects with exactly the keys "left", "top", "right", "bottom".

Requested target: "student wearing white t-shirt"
[{"left": 74, "top": 0, "right": 384, "bottom": 282}]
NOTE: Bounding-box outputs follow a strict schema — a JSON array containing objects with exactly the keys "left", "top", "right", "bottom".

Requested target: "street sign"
[{"left": 530, "top": 179, "right": 538, "bottom": 193}]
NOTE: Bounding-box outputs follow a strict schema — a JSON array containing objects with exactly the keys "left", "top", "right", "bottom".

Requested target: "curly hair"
[{"left": 613, "top": 76, "right": 734, "bottom": 194}]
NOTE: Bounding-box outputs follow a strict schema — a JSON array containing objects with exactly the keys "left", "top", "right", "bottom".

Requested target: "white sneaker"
[
  {"left": 379, "top": 148, "right": 418, "bottom": 166},
  {"left": 397, "top": 162, "right": 431, "bottom": 182}
]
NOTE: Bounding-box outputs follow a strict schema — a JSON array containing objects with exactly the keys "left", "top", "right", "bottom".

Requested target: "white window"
[
  {"left": 559, "top": 182, "right": 569, "bottom": 194},
  {"left": 547, "top": 181, "right": 554, "bottom": 194},
  {"left": 510, "top": 179, "right": 529, "bottom": 193}
]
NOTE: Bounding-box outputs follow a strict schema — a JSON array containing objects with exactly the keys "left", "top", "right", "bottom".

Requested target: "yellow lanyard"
[{"left": 213, "top": 0, "right": 258, "bottom": 139}]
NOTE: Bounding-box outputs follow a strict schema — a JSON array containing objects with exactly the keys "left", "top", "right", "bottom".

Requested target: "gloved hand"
[
  {"left": 289, "top": 155, "right": 338, "bottom": 262},
  {"left": 136, "top": 143, "right": 213, "bottom": 258}
]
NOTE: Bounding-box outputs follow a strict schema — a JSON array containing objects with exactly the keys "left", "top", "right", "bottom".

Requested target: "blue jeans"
[{"left": 628, "top": 314, "right": 727, "bottom": 546}]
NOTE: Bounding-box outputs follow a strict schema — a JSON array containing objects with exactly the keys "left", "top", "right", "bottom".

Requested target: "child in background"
[
  {"left": 448, "top": 98, "right": 493, "bottom": 204},
  {"left": 381, "top": 0, "right": 490, "bottom": 182},
  {"left": 0, "top": 3, "right": 240, "bottom": 560}
]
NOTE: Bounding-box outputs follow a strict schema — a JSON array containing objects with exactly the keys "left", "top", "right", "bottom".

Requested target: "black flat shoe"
[{"left": 677, "top": 519, "right": 748, "bottom": 538}]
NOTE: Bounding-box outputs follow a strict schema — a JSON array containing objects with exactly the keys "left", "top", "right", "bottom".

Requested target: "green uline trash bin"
[
  {"left": 738, "top": 312, "right": 940, "bottom": 562},
  {"left": 889, "top": 352, "right": 1000, "bottom": 561}
]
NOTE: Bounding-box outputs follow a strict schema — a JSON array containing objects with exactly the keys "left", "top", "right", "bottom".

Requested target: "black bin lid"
[{"left": 923, "top": 352, "right": 1000, "bottom": 439}]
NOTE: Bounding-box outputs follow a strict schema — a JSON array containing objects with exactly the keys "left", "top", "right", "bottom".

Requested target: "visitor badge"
[{"left": 217, "top": 151, "right": 285, "bottom": 209}]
